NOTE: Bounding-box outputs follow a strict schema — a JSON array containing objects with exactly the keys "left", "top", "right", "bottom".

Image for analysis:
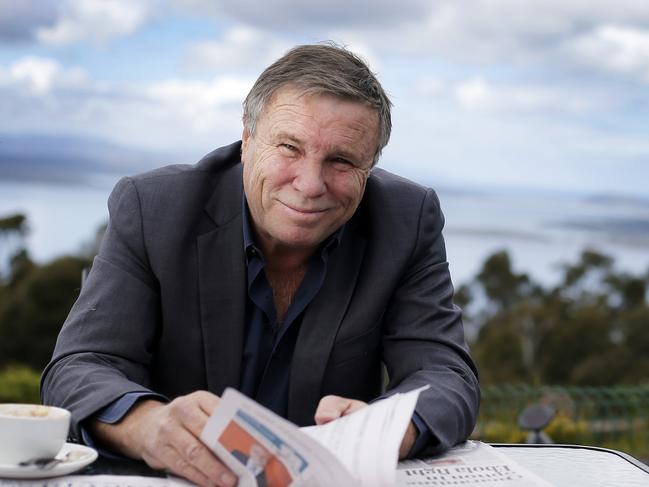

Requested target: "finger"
[
  {"left": 314, "top": 395, "right": 351, "bottom": 425},
  {"left": 170, "top": 394, "right": 219, "bottom": 438},
  {"left": 342, "top": 400, "right": 367, "bottom": 416},
  {"left": 168, "top": 427, "right": 238, "bottom": 487},
  {"left": 194, "top": 390, "right": 221, "bottom": 416},
  {"left": 315, "top": 395, "right": 368, "bottom": 425},
  {"left": 144, "top": 443, "right": 213, "bottom": 487}
]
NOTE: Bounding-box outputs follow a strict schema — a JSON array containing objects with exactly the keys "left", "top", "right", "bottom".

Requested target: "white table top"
[{"left": 495, "top": 444, "right": 649, "bottom": 487}]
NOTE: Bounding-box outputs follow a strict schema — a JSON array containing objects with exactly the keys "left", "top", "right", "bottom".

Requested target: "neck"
[{"left": 261, "top": 242, "right": 314, "bottom": 272}]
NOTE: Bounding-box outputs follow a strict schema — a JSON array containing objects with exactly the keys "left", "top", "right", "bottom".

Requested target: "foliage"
[
  {"left": 0, "top": 214, "right": 28, "bottom": 234},
  {"left": 0, "top": 365, "right": 41, "bottom": 403},
  {"left": 0, "top": 255, "right": 90, "bottom": 369},
  {"left": 476, "top": 414, "right": 593, "bottom": 446},
  {"left": 0, "top": 213, "right": 93, "bottom": 370},
  {"left": 0, "top": 213, "right": 30, "bottom": 282},
  {"left": 544, "top": 412, "right": 592, "bottom": 444},
  {"left": 464, "top": 248, "right": 649, "bottom": 386},
  {"left": 475, "top": 420, "right": 527, "bottom": 444},
  {"left": 475, "top": 384, "right": 649, "bottom": 460}
]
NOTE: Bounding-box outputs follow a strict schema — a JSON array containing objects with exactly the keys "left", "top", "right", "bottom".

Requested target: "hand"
[
  {"left": 89, "top": 391, "right": 237, "bottom": 487},
  {"left": 314, "top": 395, "right": 418, "bottom": 459},
  {"left": 398, "top": 421, "right": 417, "bottom": 459},
  {"left": 314, "top": 394, "right": 367, "bottom": 425}
]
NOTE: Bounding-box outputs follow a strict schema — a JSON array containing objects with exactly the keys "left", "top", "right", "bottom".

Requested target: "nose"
[{"left": 292, "top": 158, "right": 327, "bottom": 197}]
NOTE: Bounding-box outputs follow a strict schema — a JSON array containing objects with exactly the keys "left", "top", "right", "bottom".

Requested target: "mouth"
[{"left": 280, "top": 201, "right": 328, "bottom": 214}]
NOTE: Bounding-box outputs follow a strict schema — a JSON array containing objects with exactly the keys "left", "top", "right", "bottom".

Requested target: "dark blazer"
[{"left": 41, "top": 141, "right": 479, "bottom": 455}]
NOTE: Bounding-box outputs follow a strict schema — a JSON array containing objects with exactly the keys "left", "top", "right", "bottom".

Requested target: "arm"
[
  {"left": 41, "top": 178, "right": 236, "bottom": 486},
  {"left": 42, "top": 177, "right": 163, "bottom": 438},
  {"left": 381, "top": 188, "right": 480, "bottom": 455},
  {"left": 88, "top": 392, "right": 236, "bottom": 487}
]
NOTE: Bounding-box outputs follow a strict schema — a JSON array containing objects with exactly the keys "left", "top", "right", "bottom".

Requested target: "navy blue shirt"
[{"left": 239, "top": 199, "right": 343, "bottom": 416}]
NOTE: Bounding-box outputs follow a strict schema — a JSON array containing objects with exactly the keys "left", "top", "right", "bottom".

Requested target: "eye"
[
  {"left": 279, "top": 143, "right": 298, "bottom": 152},
  {"left": 330, "top": 156, "right": 355, "bottom": 171}
]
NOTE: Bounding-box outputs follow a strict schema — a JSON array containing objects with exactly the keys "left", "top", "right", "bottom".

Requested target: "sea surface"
[
  {"left": 1, "top": 179, "right": 648, "bottom": 287},
  {"left": 438, "top": 187, "right": 649, "bottom": 286}
]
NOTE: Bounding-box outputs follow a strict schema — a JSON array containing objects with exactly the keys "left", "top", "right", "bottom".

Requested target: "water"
[
  {"left": 1, "top": 179, "right": 648, "bottom": 287},
  {"left": 439, "top": 188, "right": 649, "bottom": 286},
  {"left": 0, "top": 179, "right": 114, "bottom": 270}
]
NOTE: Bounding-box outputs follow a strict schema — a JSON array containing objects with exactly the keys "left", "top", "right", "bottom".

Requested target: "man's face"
[{"left": 241, "top": 85, "right": 379, "bottom": 254}]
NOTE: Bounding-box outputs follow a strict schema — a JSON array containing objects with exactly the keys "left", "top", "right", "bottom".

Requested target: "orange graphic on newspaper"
[{"left": 218, "top": 410, "right": 308, "bottom": 487}]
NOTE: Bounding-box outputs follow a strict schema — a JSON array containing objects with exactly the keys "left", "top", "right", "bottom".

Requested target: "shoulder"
[
  {"left": 367, "top": 167, "right": 429, "bottom": 194},
  {"left": 361, "top": 167, "right": 441, "bottom": 224},
  {"left": 107, "top": 141, "right": 243, "bottom": 230},
  {"left": 129, "top": 140, "right": 242, "bottom": 185},
  {"left": 109, "top": 141, "right": 242, "bottom": 205}
]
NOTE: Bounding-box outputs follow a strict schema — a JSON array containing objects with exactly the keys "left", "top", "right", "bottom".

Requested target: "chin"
[{"left": 277, "top": 232, "right": 328, "bottom": 250}]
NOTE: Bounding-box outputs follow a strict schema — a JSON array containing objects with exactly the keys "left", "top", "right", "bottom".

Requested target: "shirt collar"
[{"left": 242, "top": 193, "right": 345, "bottom": 263}]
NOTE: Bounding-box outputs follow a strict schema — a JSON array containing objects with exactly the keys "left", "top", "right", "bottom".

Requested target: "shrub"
[{"left": 0, "top": 365, "right": 41, "bottom": 403}]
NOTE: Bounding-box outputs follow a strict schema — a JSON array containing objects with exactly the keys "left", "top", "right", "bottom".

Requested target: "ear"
[{"left": 241, "top": 126, "right": 250, "bottom": 164}]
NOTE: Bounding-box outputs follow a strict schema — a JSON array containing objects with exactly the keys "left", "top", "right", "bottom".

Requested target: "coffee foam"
[{"left": 0, "top": 404, "right": 65, "bottom": 419}]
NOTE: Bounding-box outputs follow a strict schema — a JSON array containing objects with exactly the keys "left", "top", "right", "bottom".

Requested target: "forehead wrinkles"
[{"left": 260, "top": 98, "right": 378, "bottom": 160}]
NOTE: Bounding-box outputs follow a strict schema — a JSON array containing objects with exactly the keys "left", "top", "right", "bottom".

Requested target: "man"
[{"left": 42, "top": 44, "right": 479, "bottom": 487}]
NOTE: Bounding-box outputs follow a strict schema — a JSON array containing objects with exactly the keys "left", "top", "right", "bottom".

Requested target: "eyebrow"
[
  {"left": 273, "top": 131, "right": 367, "bottom": 165},
  {"left": 273, "top": 131, "right": 302, "bottom": 145}
]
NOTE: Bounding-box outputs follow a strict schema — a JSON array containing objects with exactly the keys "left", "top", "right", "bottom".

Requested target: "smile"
[{"left": 280, "top": 201, "right": 328, "bottom": 214}]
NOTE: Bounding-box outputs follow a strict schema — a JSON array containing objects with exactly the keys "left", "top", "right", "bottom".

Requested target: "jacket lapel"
[
  {"left": 287, "top": 223, "right": 367, "bottom": 425},
  {"left": 197, "top": 163, "right": 247, "bottom": 395}
]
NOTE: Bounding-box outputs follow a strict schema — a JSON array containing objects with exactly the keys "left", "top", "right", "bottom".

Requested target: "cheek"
[
  {"left": 333, "top": 174, "right": 367, "bottom": 208},
  {"left": 242, "top": 162, "right": 257, "bottom": 196},
  {"left": 245, "top": 158, "right": 293, "bottom": 204}
]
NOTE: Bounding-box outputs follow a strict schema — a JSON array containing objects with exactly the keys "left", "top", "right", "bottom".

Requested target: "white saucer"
[{"left": 0, "top": 443, "right": 98, "bottom": 479}]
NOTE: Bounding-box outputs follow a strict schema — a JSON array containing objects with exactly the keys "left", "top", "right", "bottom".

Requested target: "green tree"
[
  {"left": 0, "top": 255, "right": 89, "bottom": 369},
  {"left": 476, "top": 251, "right": 533, "bottom": 311},
  {"left": 0, "top": 213, "right": 29, "bottom": 282},
  {"left": 467, "top": 248, "right": 649, "bottom": 386}
]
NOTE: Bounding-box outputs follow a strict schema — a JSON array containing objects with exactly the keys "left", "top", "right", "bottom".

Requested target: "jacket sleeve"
[
  {"left": 41, "top": 176, "right": 162, "bottom": 441},
  {"left": 381, "top": 188, "right": 480, "bottom": 456}
]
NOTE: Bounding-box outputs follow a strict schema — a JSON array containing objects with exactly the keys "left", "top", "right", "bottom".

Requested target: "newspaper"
[
  {"left": 397, "top": 440, "right": 554, "bottom": 486},
  {"left": 0, "top": 392, "right": 554, "bottom": 487},
  {"left": 200, "top": 387, "right": 424, "bottom": 487}
]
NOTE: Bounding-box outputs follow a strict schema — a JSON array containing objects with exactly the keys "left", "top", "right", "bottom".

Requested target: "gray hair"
[{"left": 243, "top": 43, "right": 392, "bottom": 165}]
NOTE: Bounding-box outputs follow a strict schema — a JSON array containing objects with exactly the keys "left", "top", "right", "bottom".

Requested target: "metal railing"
[{"left": 474, "top": 384, "right": 649, "bottom": 460}]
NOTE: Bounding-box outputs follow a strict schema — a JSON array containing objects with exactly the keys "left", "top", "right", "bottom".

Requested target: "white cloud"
[
  {"left": 174, "top": 0, "right": 431, "bottom": 30},
  {"left": 413, "top": 78, "right": 447, "bottom": 97},
  {"left": 185, "top": 26, "right": 383, "bottom": 82},
  {"left": 569, "top": 25, "right": 649, "bottom": 83},
  {"left": 453, "top": 78, "right": 593, "bottom": 113},
  {"left": 332, "top": 0, "right": 649, "bottom": 64},
  {"left": 0, "top": 56, "right": 251, "bottom": 153},
  {"left": 147, "top": 76, "right": 254, "bottom": 133},
  {"left": 0, "top": 56, "right": 88, "bottom": 94},
  {"left": 385, "top": 92, "right": 649, "bottom": 196},
  {"left": 36, "top": 0, "right": 150, "bottom": 45},
  {"left": 0, "top": 0, "right": 59, "bottom": 43},
  {"left": 186, "top": 26, "right": 290, "bottom": 72}
]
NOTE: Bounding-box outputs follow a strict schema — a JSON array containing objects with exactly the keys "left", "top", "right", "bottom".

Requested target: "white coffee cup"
[{"left": 0, "top": 403, "right": 71, "bottom": 465}]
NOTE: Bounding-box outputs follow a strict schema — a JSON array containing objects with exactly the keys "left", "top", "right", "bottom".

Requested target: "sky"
[
  {"left": 1, "top": 0, "right": 649, "bottom": 276},
  {"left": 0, "top": 0, "right": 648, "bottom": 196}
]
